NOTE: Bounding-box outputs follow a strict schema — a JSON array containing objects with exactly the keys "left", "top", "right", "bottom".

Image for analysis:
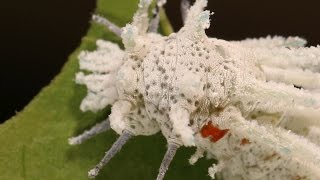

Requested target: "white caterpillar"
[{"left": 69, "top": 0, "right": 320, "bottom": 179}]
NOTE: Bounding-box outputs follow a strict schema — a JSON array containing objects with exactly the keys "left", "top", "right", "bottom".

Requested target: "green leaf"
[{"left": 0, "top": 0, "right": 213, "bottom": 179}]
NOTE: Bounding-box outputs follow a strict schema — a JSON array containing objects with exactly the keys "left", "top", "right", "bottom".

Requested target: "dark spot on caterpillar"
[
  {"left": 294, "top": 84, "right": 302, "bottom": 89},
  {"left": 161, "top": 82, "right": 167, "bottom": 88},
  {"left": 240, "top": 138, "right": 251, "bottom": 145},
  {"left": 263, "top": 152, "right": 278, "bottom": 161}
]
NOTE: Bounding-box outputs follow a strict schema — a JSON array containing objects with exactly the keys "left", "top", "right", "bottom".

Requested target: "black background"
[{"left": 1, "top": 0, "right": 320, "bottom": 123}]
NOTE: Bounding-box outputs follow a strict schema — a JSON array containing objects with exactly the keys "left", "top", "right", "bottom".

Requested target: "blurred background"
[{"left": 1, "top": 0, "right": 320, "bottom": 123}]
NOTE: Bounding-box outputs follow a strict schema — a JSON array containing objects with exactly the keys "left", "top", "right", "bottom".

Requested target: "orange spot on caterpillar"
[
  {"left": 200, "top": 121, "right": 229, "bottom": 142},
  {"left": 240, "top": 138, "right": 251, "bottom": 145}
]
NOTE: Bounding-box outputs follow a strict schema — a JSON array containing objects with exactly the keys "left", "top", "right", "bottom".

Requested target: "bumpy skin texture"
[{"left": 73, "top": 0, "right": 320, "bottom": 179}]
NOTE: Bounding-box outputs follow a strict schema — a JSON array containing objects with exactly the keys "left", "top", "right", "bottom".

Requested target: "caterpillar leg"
[
  {"left": 231, "top": 36, "right": 306, "bottom": 49},
  {"left": 189, "top": 147, "right": 205, "bottom": 165},
  {"left": 156, "top": 143, "right": 179, "bottom": 180},
  {"left": 148, "top": 0, "right": 167, "bottom": 32},
  {"left": 261, "top": 65, "right": 320, "bottom": 90},
  {"left": 237, "top": 37, "right": 320, "bottom": 90},
  {"left": 278, "top": 106, "right": 320, "bottom": 135},
  {"left": 68, "top": 119, "right": 110, "bottom": 145},
  {"left": 170, "top": 105, "right": 195, "bottom": 146},
  {"left": 88, "top": 130, "right": 133, "bottom": 179},
  {"left": 130, "top": 0, "right": 153, "bottom": 34},
  {"left": 76, "top": 40, "right": 124, "bottom": 112},
  {"left": 255, "top": 46, "right": 320, "bottom": 73},
  {"left": 208, "top": 161, "right": 226, "bottom": 179},
  {"left": 181, "top": 0, "right": 191, "bottom": 23},
  {"left": 232, "top": 36, "right": 320, "bottom": 74},
  {"left": 109, "top": 100, "right": 132, "bottom": 134},
  {"left": 148, "top": 8, "right": 160, "bottom": 32},
  {"left": 238, "top": 80, "right": 320, "bottom": 135},
  {"left": 230, "top": 36, "right": 314, "bottom": 90},
  {"left": 92, "top": 14, "right": 122, "bottom": 37},
  {"left": 240, "top": 80, "right": 320, "bottom": 112}
]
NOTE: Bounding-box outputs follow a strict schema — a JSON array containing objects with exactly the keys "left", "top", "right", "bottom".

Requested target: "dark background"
[{"left": 1, "top": 0, "right": 320, "bottom": 123}]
